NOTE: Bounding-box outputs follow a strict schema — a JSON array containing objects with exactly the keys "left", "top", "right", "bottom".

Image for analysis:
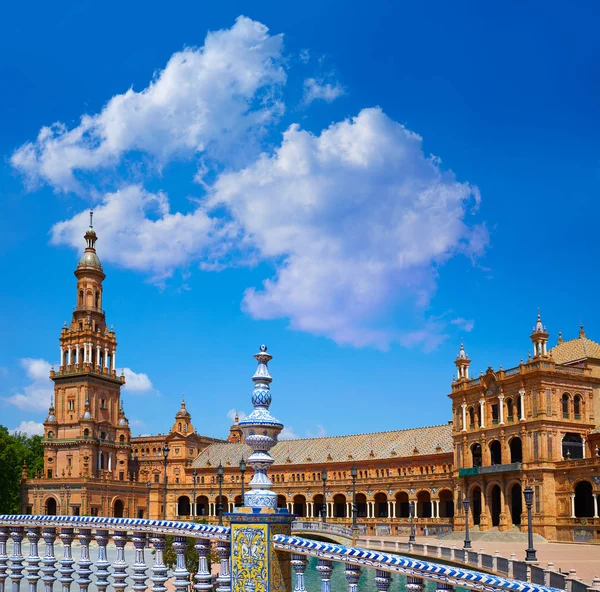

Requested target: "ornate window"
[
  {"left": 573, "top": 395, "right": 582, "bottom": 420},
  {"left": 562, "top": 394, "right": 570, "bottom": 418}
]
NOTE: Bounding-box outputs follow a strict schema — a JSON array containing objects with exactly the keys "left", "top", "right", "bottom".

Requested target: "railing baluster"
[
  {"left": 436, "top": 581, "right": 454, "bottom": 592},
  {"left": 290, "top": 554, "right": 307, "bottom": 592},
  {"left": 215, "top": 542, "right": 230, "bottom": 592},
  {"left": 41, "top": 529, "right": 56, "bottom": 592},
  {"left": 405, "top": 575, "right": 424, "bottom": 592},
  {"left": 172, "top": 537, "right": 189, "bottom": 592},
  {"left": 25, "top": 528, "right": 41, "bottom": 592},
  {"left": 58, "top": 529, "right": 74, "bottom": 592},
  {"left": 131, "top": 533, "right": 147, "bottom": 592},
  {"left": 93, "top": 530, "right": 110, "bottom": 592},
  {"left": 344, "top": 565, "right": 361, "bottom": 592},
  {"left": 0, "top": 528, "right": 10, "bottom": 592},
  {"left": 150, "top": 535, "right": 168, "bottom": 592},
  {"left": 111, "top": 531, "right": 128, "bottom": 592},
  {"left": 10, "top": 527, "right": 25, "bottom": 592},
  {"left": 76, "top": 529, "right": 92, "bottom": 592},
  {"left": 316, "top": 559, "right": 333, "bottom": 592},
  {"left": 193, "top": 539, "right": 212, "bottom": 592},
  {"left": 374, "top": 569, "right": 391, "bottom": 592}
]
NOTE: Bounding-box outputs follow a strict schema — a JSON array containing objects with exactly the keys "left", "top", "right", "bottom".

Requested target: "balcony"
[
  {"left": 72, "top": 305, "right": 106, "bottom": 315},
  {"left": 459, "top": 462, "right": 522, "bottom": 477}
]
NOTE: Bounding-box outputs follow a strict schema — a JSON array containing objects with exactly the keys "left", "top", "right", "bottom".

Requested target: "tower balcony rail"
[
  {"left": 72, "top": 305, "right": 106, "bottom": 315},
  {"left": 459, "top": 462, "right": 522, "bottom": 477},
  {"left": 0, "top": 514, "right": 570, "bottom": 592}
]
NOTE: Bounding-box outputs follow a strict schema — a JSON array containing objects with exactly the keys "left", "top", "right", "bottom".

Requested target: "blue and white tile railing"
[{"left": 0, "top": 515, "right": 570, "bottom": 592}]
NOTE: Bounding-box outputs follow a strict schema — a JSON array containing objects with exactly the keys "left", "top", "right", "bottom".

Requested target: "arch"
[
  {"left": 196, "top": 495, "right": 209, "bottom": 517},
  {"left": 293, "top": 494, "right": 306, "bottom": 517},
  {"left": 83, "top": 428, "right": 89, "bottom": 438},
  {"left": 489, "top": 440, "right": 502, "bottom": 465},
  {"left": 217, "top": 495, "right": 229, "bottom": 516},
  {"left": 95, "top": 291, "right": 100, "bottom": 309},
  {"left": 471, "top": 443, "right": 482, "bottom": 467},
  {"left": 113, "top": 499, "right": 124, "bottom": 518},
  {"left": 85, "top": 290, "right": 93, "bottom": 307},
  {"left": 562, "top": 433, "right": 584, "bottom": 459},
  {"left": 438, "top": 489, "right": 454, "bottom": 518},
  {"left": 78, "top": 290, "right": 84, "bottom": 306},
  {"left": 333, "top": 493, "right": 347, "bottom": 518},
  {"left": 489, "top": 484, "right": 501, "bottom": 527},
  {"left": 468, "top": 407, "right": 475, "bottom": 429},
  {"left": 395, "top": 491, "right": 409, "bottom": 518},
  {"left": 356, "top": 493, "right": 367, "bottom": 518},
  {"left": 234, "top": 495, "right": 242, "bottom": 508},
  {"left": 506, "top": 398, "right": 514, "bottom": 421},
  {"left": 509, "top": 483, "right": 522, "bottom": 526},
  {"left": 177, "top": 495, "right": 191, "bottom": 516},
  {"left": 46, "top": 497, "right": 58, "bottom": 515},
  {"left": 509, "top": 437, "right": 523, "bottom": 463},
  {"left": 276, "top": 495, "right": 287, "bottom": 509},
  {"left": 416, "top": 490, "right": 432, "bottom": 518},
  {"left": 471, "top": 486, "right": 482, "bottom": 525},
  {"left": 47, "top": 431, "right": 54, "bottom": 439},
  {"left": 374, "top": 492, "right": 388, "bottom": 518},
  {"left": 573, "top": 395, "right": 582, "bottom": 419},
  {"left": 119, "top": 435, "right": 125, "bottom": 444},
  {"left": 574, "top": 481, "right": 594, "bottom": 517},
  {"left": 313, "top": 494, "right": 325, "bottom": 519},
  {"left": 562, "top": 393, "right": 570, "bottom": 418}
]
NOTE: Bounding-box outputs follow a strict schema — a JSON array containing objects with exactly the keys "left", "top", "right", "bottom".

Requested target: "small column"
[
  {"left": 193, "top": 539, "right": 212, "bottom": 592},
  {"left": 594, "top": 494, "right": 599, "bottom": 519},
  {"left": 96, "top": 346, "right": 101, "bottom": 369},
  {"left": 26, "top": 527, "right": 42, "bottom": 592},
  {"left": 0, "top": 527, "right": 9, "bottom": 592},
  {"left": 519, "top": 389, "right": 526, "bottom": 421},
  {"left": 10, "top": 527, "right": 26, "bottom": 592},
  {"left": 104, "top": 348, "right": 109, "bottom": 369},
  {"left": 172, "top": 537, "right": 190, "bottom": 592},
  {"left": 347, "top": 502, "right": 351, "bottom": 518},
  {"left": 316, "top": 559, "right": 333, "bottom": 592},
  {"left": 112, "top": 350, "right": 116, "bottom": 371},
  {"left": 414, "top": 502, "right": 419, "bottom": 519},
  {"left": 94, "top": 530, "right": 110, "bottom": 592},
  {"left": 374, "top": 569, "right": 391, "bottom": 592},
  {"left": 391, "top": 501, "right": 396, "bottom": 518},
  {"left": 582, "top": 438, "right": 586, "bottom": 459},
  {"left": 76, "top": 529, "right": 93, "bottom": 592},
  {"left": 570, "top": 494, "right": 576, "bottom": 518},
  {"left": 215, "top": 542, "right": 231, "bottom": 592},
  {"left": 150, "top": 535, "right": 168, "bottom": 592},
  {"left": 60, "top": 347, "right": 64, "bottom": 368},
  {"left": 387, "top": 501, "right": 392, "bottom": 517},
  {"left": 58, "top": 527, "right": 75, "bottom": 592},
  {"left": 308, "top": 502, "right": 313, "bottom": 518},
  {"left": 479, "top": 399, "right": 486, "bottom": 428},
  {"left": 345, "top": 565, "right": 362, "bottom": 592},
  {"left": 41, "top": 528, "right": 57, "bottom": 592},
  {"left": 499, "top": 395, "right": 505, "bottom": 425},
  {"left": 74, "top": 346, "right": 79, "bottom": 366},
  {"left": 67, "top": 347, "right": 72, "bottom": 367},
  {"left": 111, "top": 531, "right": 128, "bottom": 592},
  {"left": 131, "top": 533, "right": 148, "bottom": 592},
  {"left": 405, "top": 576, "right": 424, "bottom": 592},
  {"left": 461, "top": 403, "right": 467, "bottom": 431},
  {"left": 435, "top": 500, "right": 440, "bottom": 519},
  {"left": 291, "top": 554, "right": 308, "bottom": 592}
]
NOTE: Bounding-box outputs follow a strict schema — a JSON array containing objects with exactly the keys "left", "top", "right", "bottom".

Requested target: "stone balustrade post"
[
  {"left": 150, "top": 535, "right": 168, "bottom": 592},
  {"left": 193, "top": 539, "right": 212, "bottom": 592},
  {"left": 10, "top": 527, "right": 25, "bottom": 592},
  {"left": 111, "top": 531, "right": 128, "bottom": 592},
  {"left": 94, "top": 530, "right": 110, "bottom": 592},
  {"left": 25, "top": 528, "right": 41, "bottom": 592},
  {"left": 316, "top": 559, "right": 333, "bottom": 592},
  {"left": 0, "top": 528, "right": 9, "bottom": 592},
  {"left": 374, "top": 569, "right": 391, "bottom": 592},
  {"left": 76, "top": 529, "right": 92, "bottom": 592},
  {"left": 40, "top": 529, "right": 56, "bottom": 592},
  {"left": 344, "top": 565, "right": 361, "bottom": 592},
  {"left": 406, "top": 576, "right": 424, "bottom": 592},
  {"left": 172, "top": 537, "right": 190, "bottom": 592},
  {"left": 215, "top": 542, "right": 231, "bottom": 592},
  {"left": 131, "top": 533, "right": 148, "bottom": 592},
  {"left": 58, "top": 528, "right": 75, "bottom": 592},
  {"left": 290, "top": 554, "right": 307, "bottom": 592}
]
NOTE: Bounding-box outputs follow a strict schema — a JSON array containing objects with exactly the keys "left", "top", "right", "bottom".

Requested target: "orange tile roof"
[
  {"left": 191, "top": 424, "right": 452, "bottom": 469},
  {"left": 549, "top": 335, "right": 600, "bottom": 364}
]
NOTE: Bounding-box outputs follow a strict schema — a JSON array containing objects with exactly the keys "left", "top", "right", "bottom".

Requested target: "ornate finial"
[
  {"left": 533, "top": 309, "right": 545, "bottom": 333},
  {"left": 238, "top": 345, "right": 283, "bottom": 510},
  {"left": 63, "top": 320, "right": 67, "bottom": 328},
  {"left": 558, "top": 331, "right": 563, "bottom": 344},
  {"left": 89, "top": 209, "right": 94, "bottom": 229},
  {"left": 580, "top": 323, "right": 585, "bottom": 338}
]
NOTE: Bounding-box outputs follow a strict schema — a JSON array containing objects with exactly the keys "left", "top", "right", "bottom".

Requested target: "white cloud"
[
  {"left": 451, "top": 317, "right": 475, "bottom": 332},
  {"left": 306, "top": 424, "right": 327, "bottom": 438},
  {"left": 226, "top": 409, "right": 247, "bottom": 423},
  {"left": 122, "top": 368, "right": 154, "bottom": 392},
  {"left": 279, "top": 426, "right": 300, "bottom": 440},
  {"left": 299, "top": 49, "right": 310, "bottom": 64},
  {"left": 303, "top": 77, "right": 345, "bottom": 105},
  {"left": 211, "top": 107, "right": 486, "bottom": 348},
  {"left": 11, "top": 16, "right": 286, "bottom": 193},
  {"left": 4, "top": 359, "right": 53, "bottom": 412},
  {"left": 11, "top": 421, "right": 44, "bottom": 437}
]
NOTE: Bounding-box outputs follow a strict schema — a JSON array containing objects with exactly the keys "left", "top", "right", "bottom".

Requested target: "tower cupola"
[
  {"left": 454, "top": 342, "right": 471, "bottom": 380},
  {"left": 530, "top": 309, "right": 549, "bottom": 358}
]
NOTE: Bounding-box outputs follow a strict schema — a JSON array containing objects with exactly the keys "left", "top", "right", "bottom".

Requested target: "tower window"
[
  {"left": 47, "top": 431, "right": 54, "bottom": 439},
  {"left": 68, "top": 399, "right": 75, "bottom": 411},
  {"left": 79, "top": 290, "right": 83, "bottom": 306}
]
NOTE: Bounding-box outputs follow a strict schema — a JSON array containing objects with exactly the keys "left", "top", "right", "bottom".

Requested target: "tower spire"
[
  {"left": 238, "top": 345, "right": 283, "bottom": 509},
  {"left": 454, "top": 341, "right": 471, "bottom": 381},
  {"left": 89, "top": 209, "right": 94, "bottom": 229}
]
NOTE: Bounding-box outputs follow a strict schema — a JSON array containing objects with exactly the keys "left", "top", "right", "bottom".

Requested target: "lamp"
[
  {"left": 409, "top": 501, "right": 416, "bottom": 543},
  {"left": 239, "top": 458, "right": 247, "bottom": 507},
  {"left": 523, "top": 485, "right": 537, "bottom": 562},
  {"left": 162, "top": 445, "right": 170, "bottom": 520},
  {"left": 321, "top": 469, "right": 327, "bottom": 524},
  {"left": 350, "top": 465, "right": 358, "bottom": 529},
  {"left": 192, "top": 469, "right": 197, "bottom": 518},
  {"left": 462, "top": 495, "right": 472, "bottom": 549},
  {"left": 217, "top": 462, "right": 224, "bottom": 526}
]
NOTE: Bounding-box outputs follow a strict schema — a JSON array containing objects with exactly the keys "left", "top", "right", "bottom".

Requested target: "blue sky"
[{"left": 1, "top": 1, "right": 599, "bottom": 439}]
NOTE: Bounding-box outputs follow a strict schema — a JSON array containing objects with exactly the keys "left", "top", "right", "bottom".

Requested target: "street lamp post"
[
  {"left": 65, "top": 485, "right": 71, "bottom": 516},
  {"left": 239, "top": 458, "right": 246, "bottom": 507},
  {"left": 217, "top": 463, "right": 224, "bottom": 526},
  {"left": 462, "top": 495, "right": 472, "bottom": 550},
  {"left": 321, "top": 469, "right": 327, "bottom": 523},
  {"left": 147, "top": 482, "right": 151, "bottom": 519},
  {"left": 162, "top": 445, "right": 170, "bottom": 520},
  {"left": 523, "top": 486, "right": 537, "bottom": 562},
  {"left": 350, "top": 465, "right": 358, "bottom": 529},
  {"left": 408, "top": 501, "right": 416, "bottom": 543},
  {"left": 192, "top": 469, "right": 197, "bottom": 519}
]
